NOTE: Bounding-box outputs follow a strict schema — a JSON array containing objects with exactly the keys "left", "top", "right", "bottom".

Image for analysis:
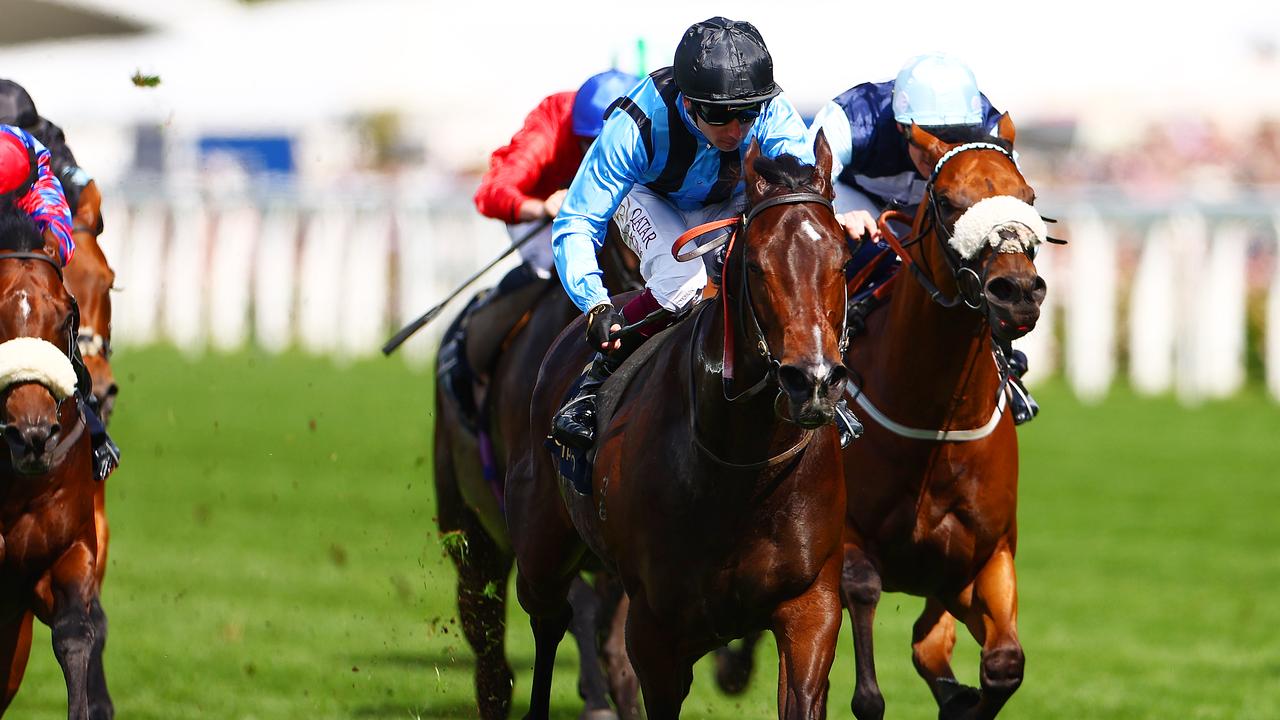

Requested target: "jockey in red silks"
[
  {"left": 474, "top": 69, "right": 639, "bottom": 291},
  {"left": 0, "top": 123, "right": 118, "bottom": 479},
  {"left": 0, "top": 124, "right": 74, "bottom": 264},
  {"left": 439, "top": 71, "right": 639, "bottom": 412}
]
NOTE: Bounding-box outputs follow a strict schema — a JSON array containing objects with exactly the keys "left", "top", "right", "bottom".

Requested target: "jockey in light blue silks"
[
  {"left": 809, "top": 53, "right": 1040, "bottom": 424},
  {"left": 548, "top": 16, "right": 862, "bottom": 452}
]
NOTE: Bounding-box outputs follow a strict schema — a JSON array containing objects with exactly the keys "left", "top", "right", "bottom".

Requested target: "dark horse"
[
  {"left": 0, "top": 199, "right": 111, "bottom": 718},
  {"left": 715, "top": 118, "right": 1048, "bottom": 720},
  {"left": 507, "top": 134, "right": 852, "bottom": 720},
  {"left": 433, "top": 227, "right": 640, "bottom": 718}
]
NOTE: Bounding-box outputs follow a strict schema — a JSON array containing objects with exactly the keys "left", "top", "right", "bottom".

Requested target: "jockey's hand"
[
  {"left": 543, "top": 189, "right": 568, "bottom": 218},
  {"left": 586, "top": 303, "right": 624, "bottom": 353},
  {"left": 837, "top": 210, "right": 879, "bottom": 243},
  {"left": 515, "top": 198, "right": 548, "bottom": 222}
]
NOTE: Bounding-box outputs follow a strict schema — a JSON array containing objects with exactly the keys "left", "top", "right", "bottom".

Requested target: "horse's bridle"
[
  {"left": 685, "top": 190, "right": 849, "bottom": 470},
  {"left": 884, "top": 142, "right": 1028, "bottom": 314},
  {"left": 725, "top": 191, "right": 849, "bottom": 402}
]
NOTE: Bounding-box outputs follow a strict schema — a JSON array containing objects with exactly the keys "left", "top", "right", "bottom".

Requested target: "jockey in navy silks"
[
  {"left": 548, "top": 16, "right": 862, "bottom": 451},
  {"left": 0, "top": 121, "right": 119, "bottom": 478},
  {"left": 808, "top": 53, "right": 1040, "bottom": 424}
]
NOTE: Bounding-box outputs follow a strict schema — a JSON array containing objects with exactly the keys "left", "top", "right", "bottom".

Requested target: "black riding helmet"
[
  {"left": 0, "top": 79, "right": 39, "bottom": 129},
  {"left": 674, "top": 17, "right": 781, "bottom": 106}
]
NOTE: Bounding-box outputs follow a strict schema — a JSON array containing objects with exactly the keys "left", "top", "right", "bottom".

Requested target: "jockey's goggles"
[{"left": 692, "top": 100, "right": 764, "bottom": 126}]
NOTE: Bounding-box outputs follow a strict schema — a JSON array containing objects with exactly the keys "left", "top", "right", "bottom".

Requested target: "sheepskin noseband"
[
  {"left": 948, "top": 195, "right": 1047, "bottom": 261},
  {"left": 0, "top": 337, "right": 77, "bottom": 400}
]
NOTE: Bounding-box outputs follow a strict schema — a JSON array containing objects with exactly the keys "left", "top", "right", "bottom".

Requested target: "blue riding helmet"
[
  {"left": 572, "top": 70, "right": 640, "bottom": 138},
  {"left": 891, "top": 53, "right": 983, "bottom": 127}
]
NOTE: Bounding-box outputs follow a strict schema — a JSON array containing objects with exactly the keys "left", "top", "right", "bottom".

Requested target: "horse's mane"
[
  {"left": 751, "top": 152, "right": 822, "bottom": 195},
  {"left": 0, "top": 195, "right": 47, "bottom": 252}
]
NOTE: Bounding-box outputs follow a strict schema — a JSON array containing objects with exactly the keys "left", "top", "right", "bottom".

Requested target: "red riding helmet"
[{"left": 0, "top": 132, "right": 31, "bottom": 195}]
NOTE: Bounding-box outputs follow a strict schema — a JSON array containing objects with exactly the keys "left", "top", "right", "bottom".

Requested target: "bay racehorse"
[
  {"left": 0, "top": 199, "right": 111, "bottom": 718},
  {"left": 433, "top": 226, "right": 641, "bottom": 719},
  {"left": 713, "top": 118, "right": 1048, "bottom": 720},
  {"left": 507, "top": 134, "right": 852, "bottom": 720},
  {"left": 62, "top": 179, "right": 115, "bottom": 596}
]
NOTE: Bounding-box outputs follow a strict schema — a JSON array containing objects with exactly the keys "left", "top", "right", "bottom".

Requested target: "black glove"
[{"left": 585, "top": 303, "right": 625, "bottom": 349}]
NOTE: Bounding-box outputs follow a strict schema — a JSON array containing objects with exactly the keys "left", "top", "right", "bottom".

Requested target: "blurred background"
[
  {"left": 4, "top": 0, "right": 1280, "bottom": 402},
  {"left": 3, "top": 2, "right": 1279, "bottom": 718}
]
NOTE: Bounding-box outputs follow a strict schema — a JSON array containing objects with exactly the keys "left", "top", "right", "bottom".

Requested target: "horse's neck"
[{"left": 863, "top": 264, "right": 1001, "bottom": 428}]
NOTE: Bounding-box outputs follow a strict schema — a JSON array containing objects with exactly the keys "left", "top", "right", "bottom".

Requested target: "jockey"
[
  {"left": 0, "top": 120, "right": 119, "bottom": 479},
  {"left": 0, "top": 80, "right": 94, "bottom": 219},
  {"left": 473, "top": 69, "right": 640, "bottom": 292},
  {"left": 549, "top": 17, "right": 861, "bottom": 451},
  {"left": 440, "top": 70, "right": 639, "bottom": 420},
  {"left": 808, "top": 53, "right": 1039, "bottom": 424}
]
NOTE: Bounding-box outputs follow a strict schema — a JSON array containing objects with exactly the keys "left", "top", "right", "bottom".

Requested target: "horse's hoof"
[
  {"left": 579, "top": 709, "right": 620, "bottom": 720},
  {"left": 936, "top": 678, "right": 981, "bottom": 720}
]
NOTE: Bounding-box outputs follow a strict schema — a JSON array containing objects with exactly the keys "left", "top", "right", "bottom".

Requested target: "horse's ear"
[
  {"left": 744, "top": 139, "right": 768, "bottom": 202},
  {"left": 810, "top": 129, "right": 834, "bottom": 200},
  {"left": 995, "top": 112, "right": 1016, "bottom": 147},
  {"left": 907, "top": 123, "right": 950, "bottom": 166}
]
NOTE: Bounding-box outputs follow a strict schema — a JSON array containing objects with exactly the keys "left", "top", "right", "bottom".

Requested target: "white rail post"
[{"left": 1065, "top": 208, "right": 1116, "bottom": 402}]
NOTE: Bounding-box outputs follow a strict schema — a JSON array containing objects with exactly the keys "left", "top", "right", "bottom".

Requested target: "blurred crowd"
[{"left": 1028, "top": 118, "right": 1280, "bottom": 202}]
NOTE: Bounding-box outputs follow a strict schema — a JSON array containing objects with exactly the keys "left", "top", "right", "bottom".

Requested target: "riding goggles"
[{"left": 692, "top": 100, "right": 765, "bottom": 126}]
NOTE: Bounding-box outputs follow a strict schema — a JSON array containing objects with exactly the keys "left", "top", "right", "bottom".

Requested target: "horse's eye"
[{"left": 746, "top": 262, "right": 763, "bottom": 275}]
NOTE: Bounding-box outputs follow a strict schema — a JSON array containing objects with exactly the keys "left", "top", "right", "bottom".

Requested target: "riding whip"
[{"left": 381, "top": 216, "right": 553, "bottom": 355}]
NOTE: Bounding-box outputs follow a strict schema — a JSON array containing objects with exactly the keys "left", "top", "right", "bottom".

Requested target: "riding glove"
[{"left": 585, "top": 302, "right": 625, "bottom": 349}]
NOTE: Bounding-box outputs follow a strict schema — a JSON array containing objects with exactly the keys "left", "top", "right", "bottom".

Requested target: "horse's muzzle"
[
  {"left": 3, "top": 420, "right": 60, "bottom": 474},
  {"left": 777, "top": 362, "right": 849, "bottom": 428},
  {"left": 985, "top": 272, "right": 1046, "bottom": 342}
]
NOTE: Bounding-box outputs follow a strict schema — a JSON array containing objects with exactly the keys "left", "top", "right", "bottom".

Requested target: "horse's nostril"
[
  {"left": 826, "top": 365, "right": 849, "bottom": 390},
  {"left": 48, "top": 423, "right": 60, "bottom": 438},
  {"left": 986, "top": 277, "right": 1018, "bottom": 304},
  {"left": 777, "top": 365, "right": 812, "bottom": 397}
]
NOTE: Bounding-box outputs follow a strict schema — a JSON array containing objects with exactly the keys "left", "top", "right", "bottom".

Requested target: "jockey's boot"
[
  {"left": 834, "top": 399, "right": 864, "bottom": 448},
  {"left": 550, "top": 350, "right": 626, "bottom": 451},
  {"left": 70, "top": 343, "right": 119, "bottom": 480},
  {"left": 1005, "top": 346, "right": 1040, "bottom": 425}
]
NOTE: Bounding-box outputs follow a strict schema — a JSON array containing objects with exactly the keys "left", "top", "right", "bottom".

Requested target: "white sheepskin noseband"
[
  {"left": 0, "top": 337, "right": 78, "bottom": 400},
  {"left": 948, "top": 196, "right": 1047, "bottom": 261}
]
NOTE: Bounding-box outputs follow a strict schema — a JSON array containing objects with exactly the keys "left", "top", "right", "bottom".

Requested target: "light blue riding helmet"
[
  {"left": 572, "top": 69, "right": 640, "bottom": 138},
  {"left": 891, "top": 53, "right": 983, "bottom": 127}
]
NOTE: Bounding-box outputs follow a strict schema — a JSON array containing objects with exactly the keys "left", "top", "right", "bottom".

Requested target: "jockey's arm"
[
  {"left": 808, "top": 98, "right": 877, "bottom": 241},
  {"left": 474, "top": 94, "right": 565, "bottom": 225},
  {"left": 551, "top": 113, "right": 647, "bottom": 314},
  {"left": 755, "top": 96, "right": 816, "bottom": 165},
  {"left": 14, "top": 131, "right": 73, "bottom": 265}
]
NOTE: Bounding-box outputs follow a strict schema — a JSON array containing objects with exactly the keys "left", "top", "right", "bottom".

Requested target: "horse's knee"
[
  {"left": 980, "top": 644, "right": 1024, "bottom": 694},
  {"left": 841, "top": 558, "right": 881, "bottom": 606}
]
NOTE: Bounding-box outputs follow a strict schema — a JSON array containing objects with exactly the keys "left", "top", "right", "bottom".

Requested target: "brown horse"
[
  {"left": 0, "top": 200, "right": 111, "bottom": 718},
  {"left": 433, "top": 228, "right": 641, "bottom": 719},
  {"left": 62, "top": 179, "right": 115, "bottom": 595},
  {"left": 507, "top": 134, "right": 852, "bottom": 720},
  {"left": 828, "top": 119, "right": 1046, "bottom": 720}
]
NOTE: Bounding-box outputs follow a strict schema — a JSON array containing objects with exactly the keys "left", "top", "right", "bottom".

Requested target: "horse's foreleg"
[
  {"left": 567, "top": 577, "right": 617, "bottom": 720},
  {"left": 953, "top": 547, "right": 1022, "bottom": 720},
  {"left": 912, "top": 600, "right": 973, "bottom": 716},
  {"left": 85, "top": 598, "right": 112, "bottom": 719},
  {"left": 626, "top": 596, "right": 692, "bottom": 720},
  {"left": 435, "top": 430, "right": 515, "bottom": 720},
  {"left": 0, "top": 611, "right": 34, "bottom": 714},
  {"left": 45, "top": 541, "right": 97, "bottom": 720},
  {"left": 713, "top": 631, "right": 762, "bottom": 696},
  {"left": 772, "top": 557, "right": 842, "bottom": 720},
  {"left": 599, "top": 587, "right": 639, "bottom": 720},
  {"left": 841, "top": 544, "right": 885, "bottom": 720}
]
